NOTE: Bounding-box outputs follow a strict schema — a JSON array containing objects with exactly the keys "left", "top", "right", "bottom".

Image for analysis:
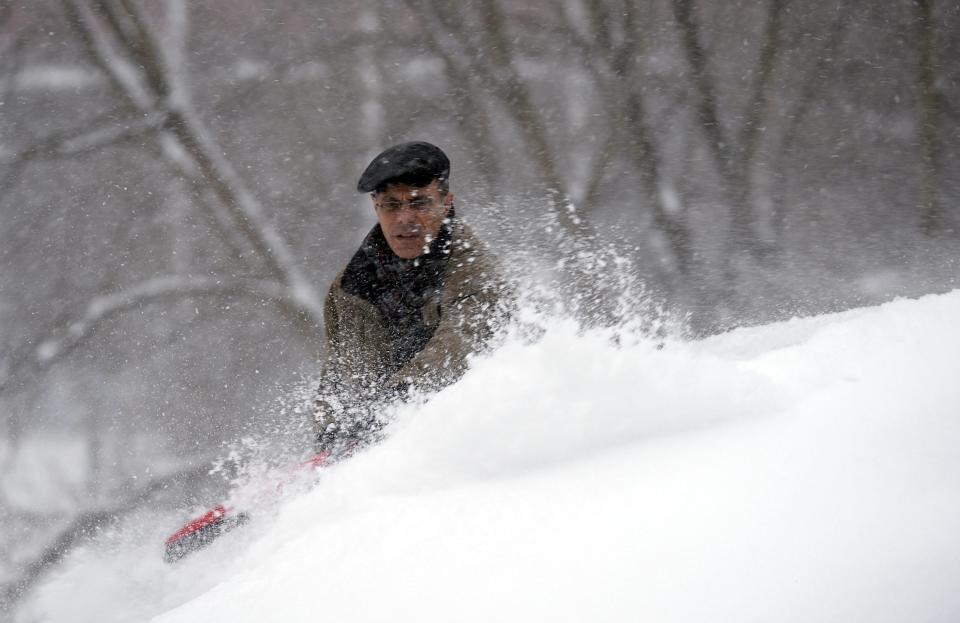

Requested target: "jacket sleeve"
[
  {"left": 312, "top": 281, "right": 343, "bottom": 443},
  {"left": 313, "top": 276, "right": 390, "bottom": 453}
]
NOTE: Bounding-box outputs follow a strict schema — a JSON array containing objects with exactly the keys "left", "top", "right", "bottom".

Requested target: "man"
[
  {"left": 163, "top": 142, "right": 506, "bottom": 562},
  {"left": 313, "top": 141, "right": 509, "bottom": 454}
]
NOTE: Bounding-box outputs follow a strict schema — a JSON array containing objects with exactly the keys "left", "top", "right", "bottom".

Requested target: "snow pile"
[{"left": 20, "top": 291, "right": 960, "bottom": 623}]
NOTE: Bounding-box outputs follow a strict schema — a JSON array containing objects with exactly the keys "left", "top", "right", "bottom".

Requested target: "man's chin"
[{"left": 388, "top": 238, "right": 426, "bottom": 259}]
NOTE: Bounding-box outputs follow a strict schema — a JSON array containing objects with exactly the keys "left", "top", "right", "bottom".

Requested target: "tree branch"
[
  {"left": 0, "top": 276, "right": 288, "bottom": 396},
  {"left": 671, "top": 0, "right": 733, "bottom": 184},
  {"left": 61, "top": 0, "right": 326, "bottom": 331},
  {"left": 771, "top": 4, "right": 852, "bottom": 238},
  {"left": 62, "top": 0, "right": 157, "bottom": 109},
  {"left": 408, "top": 0, "right": 588, "bottom": 238},
  {"left": 1, "top": 111, "right": 165, "bottom": 165},
  {"left": 0, "top": 110, "right": 163, "bottom": 199},
  {"left": 36, "top": 275, "right": 287, "bottom": 363},
  {"left": 738, "top": 0, "right": 785, "bottom": 173}
]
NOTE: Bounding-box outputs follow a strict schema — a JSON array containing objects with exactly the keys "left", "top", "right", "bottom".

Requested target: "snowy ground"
[{"left": 16, "top": 290, "right": 960, "bottom": 622}]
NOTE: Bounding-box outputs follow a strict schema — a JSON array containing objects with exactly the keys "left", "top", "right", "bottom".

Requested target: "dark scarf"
[{"left": 341, "top": 210, "right": 455, "bottom": 371}]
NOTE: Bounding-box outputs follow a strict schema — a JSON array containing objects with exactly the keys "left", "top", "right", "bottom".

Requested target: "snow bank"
[{"left": 19, "top": 291, "right": 960, "bottom": 623}]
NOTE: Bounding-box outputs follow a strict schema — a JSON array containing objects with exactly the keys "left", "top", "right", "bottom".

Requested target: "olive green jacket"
[{"left": 313, "top": 220, "right": 508, "bottom": 444}]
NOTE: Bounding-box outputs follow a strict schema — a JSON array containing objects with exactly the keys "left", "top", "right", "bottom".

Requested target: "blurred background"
[{"left": 1, "top": 0, "right": 957, "bottom": 608}]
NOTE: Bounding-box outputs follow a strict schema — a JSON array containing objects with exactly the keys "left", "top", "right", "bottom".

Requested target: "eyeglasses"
[{"left": 375, "top": 196, "right": 439, "bottom": 213}]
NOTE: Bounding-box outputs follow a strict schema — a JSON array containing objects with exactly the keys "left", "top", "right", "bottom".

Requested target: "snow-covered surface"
[{"left": 18, "top": 291, "right": 960, "bottom": 622}]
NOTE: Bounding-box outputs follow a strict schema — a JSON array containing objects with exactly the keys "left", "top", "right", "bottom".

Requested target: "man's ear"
[
  {"left": 370, "top": 193, "right": 379, "bottom": 213},
  {"left": 443, "top": 191, "right": 454, "bottom": 214}
]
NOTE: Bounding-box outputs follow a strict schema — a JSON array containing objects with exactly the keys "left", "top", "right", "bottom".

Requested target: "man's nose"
[{"left": 395, "top": 205, "right": 417, "bottom": 222}]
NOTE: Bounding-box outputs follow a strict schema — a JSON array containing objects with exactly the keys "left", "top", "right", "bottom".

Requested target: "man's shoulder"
[
  {"left": 448, "top": 220, "right": 490, "bottom": 260},
  {"left": 444, "top": 220, "right": 506, "bottom": 296},
  {"left": 324, "top": 265, "right": 384, "bottom": 326},
  {"left": 326, "top": 267, "right": 347, "bottom": 295}
]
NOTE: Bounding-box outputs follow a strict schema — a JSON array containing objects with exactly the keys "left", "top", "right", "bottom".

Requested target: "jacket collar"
[{"left": 341, "top": 208, "right": 456, "bottom": 304}]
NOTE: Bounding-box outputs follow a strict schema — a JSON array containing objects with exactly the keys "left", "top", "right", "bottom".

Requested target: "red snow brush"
[
  {"left": 164, "top": 504, "right": 249, "bottom": 563},
  {"left": 163, "top": 452, "right": 332, "bottom": 563}
]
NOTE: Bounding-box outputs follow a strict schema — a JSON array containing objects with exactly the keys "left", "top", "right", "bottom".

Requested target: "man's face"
[{"left": 373, "top": 180, "right": 453, "bottom": 259}]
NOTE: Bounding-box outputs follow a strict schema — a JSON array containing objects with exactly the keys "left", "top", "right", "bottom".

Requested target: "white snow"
[
  {"left": 17, "top": 290, "right": 960, "bottom": 623},
  {"left": 12, "top": 65, "right": 104, "bottom": 92}
]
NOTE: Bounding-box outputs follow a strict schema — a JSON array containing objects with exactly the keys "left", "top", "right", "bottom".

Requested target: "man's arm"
[
  {"left": 313, "top": 277, "right": 392, "bottom": 454},
  {"left": 312, "top": 283, "right": 343, "bottom": 444}
]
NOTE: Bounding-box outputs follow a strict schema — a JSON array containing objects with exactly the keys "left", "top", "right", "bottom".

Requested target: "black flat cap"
[{"left": 357, "top": 141, "right": 450, "bottom": 193}]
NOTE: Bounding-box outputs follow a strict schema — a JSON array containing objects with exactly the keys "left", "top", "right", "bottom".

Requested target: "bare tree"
[
  {"left": 560, "top": 0, "right": 694, "bottom": 286},
  {"left": 913, "top": 0, "right": 948, "bottom": 236},
  {"left": 0, "top": 1, "right": 333, "bottom": 605},
  {"left": 403, "top": 0, "right": 589, "bottom": 239},
  {"left": 1, "top": 0, "right": 334, "bottom": 395},
  {"left": 670, "top": 0, "right": 786, "bottom": 260}
]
